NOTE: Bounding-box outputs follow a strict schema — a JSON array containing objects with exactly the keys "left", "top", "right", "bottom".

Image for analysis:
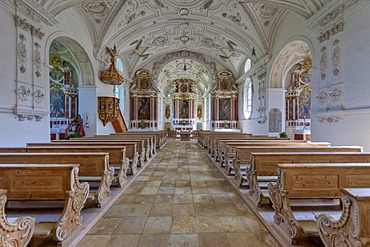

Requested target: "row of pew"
[
  {"left": 0, "top": 131, "right": 166, "bottom": 247},
  {"left": 200, "top": 131, "right": 370, "bottom": 247}
]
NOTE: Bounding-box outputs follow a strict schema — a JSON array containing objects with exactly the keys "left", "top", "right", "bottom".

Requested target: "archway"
[
  {"left": 269, "top": 40, "right": 312, "bottom": 139},
  {"left": 47, "top": 36, "right": 95, "bottom": 140}
]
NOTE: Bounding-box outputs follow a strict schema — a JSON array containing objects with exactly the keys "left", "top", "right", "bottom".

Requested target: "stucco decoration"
[
  {"left": 152, "top": 51, "right": 217, "bottom": 80},
  {"left": 33, "top": 89, "right": 44, "bottom": 104},
  {"left": 17, "top": 34, "right": 27, "bottom": 73},
  {"left": 56, "top": 37, "right": 94, "bottom": 85},
  {"left": 332, "top": 39, "right": 341, "bottom": 76},
  {"left": 269, "top": 108, "right": 282, "bottom": 132},
  {"left": 81, "top": 0, "right": 117, "bottom": 24},
  {"left": 320, "top": 46, "right": 327, "bottom": 80},
  {"left": 257, "top": 70, "right": 267, "bottom": 124},
  {"left": 16, "top": 86, "right": 31, "bottom": 102},
  {"left": 317, "top": 21, "right": 344, "bottom": 43},
  {"left": 34, "top": 42, "right": 42, "bottom": 78},
  {"left": 269, "top": 41, "right": 309, "bottom": 88}
]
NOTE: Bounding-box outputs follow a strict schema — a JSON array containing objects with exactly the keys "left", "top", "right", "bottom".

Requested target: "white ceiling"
[{"left": 8, "top": 0, "right": 333, "bottom": 93}]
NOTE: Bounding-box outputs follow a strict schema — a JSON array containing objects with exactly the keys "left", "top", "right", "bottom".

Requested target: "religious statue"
[{"left": 68, "top": 114, "right": 86, "bottom": 137}]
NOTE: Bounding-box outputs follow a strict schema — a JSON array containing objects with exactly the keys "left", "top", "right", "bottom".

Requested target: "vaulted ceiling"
[{"left": 5, "top": 0, "right": 334, "bottom": 93}]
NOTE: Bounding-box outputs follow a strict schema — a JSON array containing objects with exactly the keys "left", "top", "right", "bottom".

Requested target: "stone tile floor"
[{"left": 77, "top": 139, "right": 280, "bottom": 247}]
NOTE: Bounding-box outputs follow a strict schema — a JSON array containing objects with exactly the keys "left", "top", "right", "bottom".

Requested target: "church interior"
[{"left": 1, "top": 0, "right": 370, "bottom": 246}]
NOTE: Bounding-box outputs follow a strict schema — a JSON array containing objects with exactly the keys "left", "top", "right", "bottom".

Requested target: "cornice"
[
  {"left": 19, "top": 0, "right": 59, "bottom": 26},
  {"left": 307, "top": 0, "right": 366, "bottom": 30}
]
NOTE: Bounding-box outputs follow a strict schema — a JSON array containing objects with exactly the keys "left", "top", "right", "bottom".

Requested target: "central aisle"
[{"left": 77, "top": 139, "right": 280, "bottom": 247}]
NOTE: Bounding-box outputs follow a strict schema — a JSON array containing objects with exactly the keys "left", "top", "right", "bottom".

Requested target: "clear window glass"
[
  {"left": 116, "top": 58, "right": 124, "bottom": 73},
  {"left": 244, "top": 58, "right": 252, "bottom": 73},
  {"left": 243, "top": 77, "right": 252, "bottom": 119}
]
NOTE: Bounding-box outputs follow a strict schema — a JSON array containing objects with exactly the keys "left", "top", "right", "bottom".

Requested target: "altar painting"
[
  {"left": 298, "top": 86, "right": 311, "bottom": 119},
  {"left": 50, "top": 87, "right": 65, "bottom": 117},
  {"left": 179, "top": 100, "right": 189, "bottom": 118},
  {"left": 219, "top": 98, "right": 231, "bottom": 120},
  {"left": 138, "top": 97, "right": 150, "bottom": 120}
]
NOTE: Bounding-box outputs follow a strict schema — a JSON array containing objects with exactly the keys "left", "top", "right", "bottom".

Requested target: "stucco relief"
[
  {"left": 81, "top": 1, "right": 116, "bottom": 24},
  {"left": 320, "top": 46, "right": 327, "bottom": 80},
  {"left": 332, "top": 39, "right": 341, "bottom": 76},
  {"left": 34, "top": 42, "right": 42, "bottom": 78},
  {"left": 17, "top": 34, "right": 27, "bottom": 73},
  {"left": 152, "top": 50, "right": 217, "bottom": 79},
  {"left": 16, "top": 86, "right": 31, "bottom": 102},
  {"left": 33, "top": 89, "right": 45, "bottom": 104}
]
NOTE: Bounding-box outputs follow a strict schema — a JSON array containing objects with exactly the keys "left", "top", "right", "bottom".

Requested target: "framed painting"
[
  {"left": 219, "top": 98, "right": 231, "bottom": 120},
  {"left": 138, "top": 97, "right": 150, "bottom": 120},
  {"left": 50, "top": 87, "right": 66, "bottom": 118},
  {"left": 179, "top": 99, "right": 189, "bottom": 118}
]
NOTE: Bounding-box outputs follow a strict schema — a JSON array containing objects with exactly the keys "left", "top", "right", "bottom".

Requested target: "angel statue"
[{"left": 107, "top": 44, "right": 118, "bottom": 65}]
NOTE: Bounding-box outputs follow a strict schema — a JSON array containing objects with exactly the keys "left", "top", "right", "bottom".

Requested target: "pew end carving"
[
  {"left": 0, "top": 189, "right": 36, "bottom": 247},
  {"left": 317, "top": 188, "right": 370, "bottom": 247}
]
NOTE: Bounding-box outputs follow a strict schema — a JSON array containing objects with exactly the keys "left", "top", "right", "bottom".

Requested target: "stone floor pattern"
[{"left": 77, "top": 139, "right": 280, "bottom": 247}]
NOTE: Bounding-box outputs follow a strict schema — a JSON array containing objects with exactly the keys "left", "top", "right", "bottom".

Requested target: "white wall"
[{"left": 310, "top": 3, "right": 370, "bottom": 150}]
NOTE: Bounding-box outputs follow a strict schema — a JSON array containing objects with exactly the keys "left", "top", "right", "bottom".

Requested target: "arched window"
[
  {"left": 244, "top": 58, "right": 252, "bottom": 73},
  {"left": 116, "top": 58, "right": 124, "bottom": 73},
  {"left": 243, "top": 77, "right": 253, "bottom": 119}
]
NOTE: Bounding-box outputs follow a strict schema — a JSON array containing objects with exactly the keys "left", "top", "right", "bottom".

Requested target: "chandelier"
[{"left": 100, "top": 45, "right": 124, "bottom": 85}]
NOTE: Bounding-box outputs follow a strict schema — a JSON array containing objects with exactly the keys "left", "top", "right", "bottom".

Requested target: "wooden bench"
[
  {"left": 98, "top": 134, "right": 154, "bottom": 159},
  {"left": 198, "top": 131, "right": 245, "bottom": 149},
  {"left": 60, "top": 140, "right": 142, "bottom": 167},
  {"left": 106, "top": 134, "right": 153, "bottom": 157},
  {"left": 248, "top": 152, "right": 370, "bottom": 207},
  {"left": 0, "top": 189, "right": 35, "bottom": 247},
  {"left": 217, "top": 139, "right": 313, "bottom": 166},
  {"left": 234, "top": 145, "right": 363, "bottom": 184},
  {"left": 268, "top": 163, "right": 370, "bottom": 245},
  {"left": 317, "top": 188, "right": 370, "bottom": 247},
  {"left": 224, "top": 141, "right": 330, "bottom": 173},
  {"left": 115, "top": 131, "right": 167, "bottom": 149},
  {"left": 29, "top": 141, "right": 140, "bottom": 174},
  {"left": 0, "top": 164, "right": 89, "bottom": 246},
  {"left": 0, "top": 153, "right": 111, "bottom": 207},
  {"left": 0, "top": 146, "right": 129, "bottom": 186}
]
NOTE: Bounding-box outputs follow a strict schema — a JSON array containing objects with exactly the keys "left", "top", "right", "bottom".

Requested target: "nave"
[{"left": 77, "top": 139, "right": 279, "bottom": 247}]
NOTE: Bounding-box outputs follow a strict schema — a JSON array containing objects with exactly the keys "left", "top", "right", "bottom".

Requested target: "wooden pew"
[
  {"left": 115, "top": 131, "right": 167, "bottom": 149},
  {"left": 198, "top": 131, "right": 245, "bottom": 149},
  {"left": 267, "top": 163, "right": 370, "bottom": 245},
  {"left": 0, "top": 153, "right": 111, "bottom": 207},
  {"left": 234, "top": 145, "right": 363, "bottom": 184},
  {"left": 28, "top": 141, "right": 141, "bottom": 173},
  {"left": 317, "top": 188, "right": 370, "bottom": 247},
  {"left": 0, "top": 189, "right": 35, "bottom": 247},
  {"left": 97, "top": 134, "right": 154, "bottom": 158},
  {"left": 217, "top": 139, "right": 312, "bottom": 166},
  {"left": 248, "top": 152, "right": 370, "bottom": 207},
  {"left": 60, "top": 140, "right": 143, "bottom": 167},
  {"left": 207, "top": 134, "right": 253, "bottom": 156},
  {"left": 225, "top": 141, "right": 330, "bottom": 174},
  {"left": 84, "top": 136, "right": 150, "bottom": 162},
  {"left": 0, "top": 146, "right": 129, "bottom": 186},
  {"left": 0, "top": 164, "right": 89, "bottom": 246}
]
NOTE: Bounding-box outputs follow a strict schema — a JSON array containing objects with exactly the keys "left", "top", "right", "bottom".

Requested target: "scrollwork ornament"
[
  {"left": 33, "top": 89, "right": 44, "bottom": 104},
  {"left": 34, "top": 42, "right": 42, "bottom": 78},
  {"left": 16, "top": 86, "right": 31, "bottom": 102},
  {"left": 320, "top": 46, "right": 327, "bottom": 80},
  {"left": 332, "top": 39, "right": 341, "bottom": 76},
  {"left": 18, "top": 34, "right": 27, "bottom": 73}
]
